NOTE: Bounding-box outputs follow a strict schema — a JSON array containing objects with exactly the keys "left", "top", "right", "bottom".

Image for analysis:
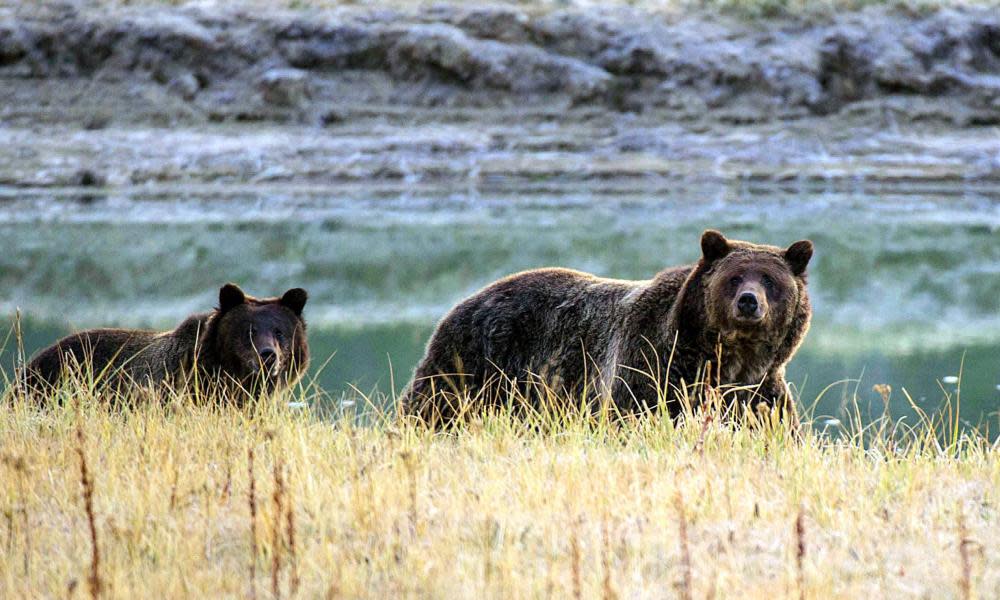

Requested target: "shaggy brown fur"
[
  {"left": 23, "top": 284, "right": 309, "bottom": 403},
  {"left": 402, "top": 230, "right": 812, "bottom": 427}
]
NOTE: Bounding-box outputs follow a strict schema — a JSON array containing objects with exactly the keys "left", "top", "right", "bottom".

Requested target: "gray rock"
[
  {"left": 167, "top": 71, "right": 200, "bottom": 101},
  {"left": 258, "top": 67, "right": 312, "bottom": 107},
  {"left": 452, "top": 7, "right": 532, "bottom": 44},
  {"left": 0, "top": 23, "right": 28, "bottom": 66},
  {"left": 387, "top": 23, "right": 611, "bottom": 97},
  {"left": 276, "top": 23, "right": 391, "bottom": 69},
  {"left": 0, "top": 4, "right": 998, "bottom": 122}
]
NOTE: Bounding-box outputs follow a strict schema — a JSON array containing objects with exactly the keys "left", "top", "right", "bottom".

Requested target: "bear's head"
[
  {"left": 209, "top": 283, "right": 310, "bottom": 394},
  {"left": 698, "top": 230, "right": 812, "bottom": 341}
]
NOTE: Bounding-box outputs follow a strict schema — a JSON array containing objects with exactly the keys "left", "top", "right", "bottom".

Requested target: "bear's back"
[
  {"left": 444, "top": 268, "right": 639, "bottom": 382},
  {"left": 25, "top": 328, "right": 162, "bottom": 391}
]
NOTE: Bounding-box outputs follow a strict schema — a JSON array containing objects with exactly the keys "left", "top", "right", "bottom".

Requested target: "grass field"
[{"left": 1, "top": 376, "right": 998, "bottom": 599}]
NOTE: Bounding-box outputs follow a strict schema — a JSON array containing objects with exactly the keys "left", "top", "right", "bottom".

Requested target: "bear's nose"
[
  {"left": 737, "top": 292, "right": 759, "bottom": 316},
  {"left": 258, "top": 348, "right": 277, "bottom": 370}
]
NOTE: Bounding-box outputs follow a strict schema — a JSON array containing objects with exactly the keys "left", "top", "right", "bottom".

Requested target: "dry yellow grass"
[{"left": 0, "top": 381, "right": 998, "bottom": 599}]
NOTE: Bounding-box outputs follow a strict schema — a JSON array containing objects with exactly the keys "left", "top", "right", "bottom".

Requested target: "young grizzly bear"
[
  {"left": 402, "top": 230, "right": 812, "bottom": 427},
  {"left": 23, "top": 283, "right": 309, "bottom": 402}
]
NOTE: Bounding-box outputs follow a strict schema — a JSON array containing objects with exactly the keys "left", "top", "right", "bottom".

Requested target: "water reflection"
[{"left": 3, "top": 183, "right": 998, "bottom": 430}]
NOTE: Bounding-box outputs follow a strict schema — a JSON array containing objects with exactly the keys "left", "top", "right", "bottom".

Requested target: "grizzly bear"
[
  {"left": 22, "top": 283, "right": 310, "bottom": 402},
  {"left": 401, "top": 230, "right": 812, "bottom": 427}
]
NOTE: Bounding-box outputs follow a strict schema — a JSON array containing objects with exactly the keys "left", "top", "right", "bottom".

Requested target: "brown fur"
[
  {"left": 401, "top": 230, "right": 812, "bottom": 427},
  {"left": 22, "top": 284, "right": 310, "bottom": 403}
]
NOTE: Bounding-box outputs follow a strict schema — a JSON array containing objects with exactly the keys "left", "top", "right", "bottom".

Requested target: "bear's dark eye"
[
  {"left": 274, "top": 329, "right": 285, "bottom": 342},
  {"left": 729, "top": 276, "right": 742, "bottom": 286},
  {"left": 761, "top": 274, "right": 774, "bottom": 289}
]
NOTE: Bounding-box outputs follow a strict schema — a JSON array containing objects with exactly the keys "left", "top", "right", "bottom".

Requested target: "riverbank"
[{"left": 1, "top": 2, "right": 999, "bottom": 187}]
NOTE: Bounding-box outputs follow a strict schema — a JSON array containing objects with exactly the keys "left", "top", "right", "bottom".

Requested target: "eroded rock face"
[
  {"left": 276, "top": 23, "right": 391, "bottom": 70},
  {"left": 387, "top": 23, "right": 612, "bottom": 98},
  {"left": 0, "top": 4, "right": 998, "bottom": 188},
  {"left": 0, "top": 4, "right": 997, "bottom": 123},
  {"left": 258, "top": 67, "right": 312, "bottom": 107},
  {"left": 813, "top": 12, "right": 1000, "bottom": 115}
]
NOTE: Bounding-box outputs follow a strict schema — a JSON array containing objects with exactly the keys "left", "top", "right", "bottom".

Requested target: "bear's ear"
[
  {"left": 280, "top": 288, "right": 308, "bottom": 316},
  {"left": 219, "top": 283, "right": 247, "bottom": 313},
  {"left": 784, "top": 240, "right": 814, "bottom": 276},
  {"left": 700, "top": 230, "right": 730, "bottom": 264}
]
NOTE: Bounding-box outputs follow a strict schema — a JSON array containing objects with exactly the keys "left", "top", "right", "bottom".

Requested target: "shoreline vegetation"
[
  {"left": 1, "top": 374, "right": 997, "bottom": 598},
  {"left": 1, "top": 326, "right": 998, "bottom": 598}
]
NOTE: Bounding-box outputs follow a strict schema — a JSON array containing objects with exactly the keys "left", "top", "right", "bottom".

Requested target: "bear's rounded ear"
[
  {"left": 700, "top": 230, "right": 730, "bottom": 264},
  {"left": 280, "top": 288, "right": 308, "bottom": 316},
  {"left": 784, "top": 240, "right": 814, "bottom": 276},
  {"left": 219, "top": 283, "right": 247, "bottom": 313}
]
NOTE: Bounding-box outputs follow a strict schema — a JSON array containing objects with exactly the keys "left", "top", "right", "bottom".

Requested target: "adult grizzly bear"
[
  {"left": 402, "top": 230, "right": 812, "bottom": 427},
  {"left": 23, "top": 283, "right": 309, "bottom": 402}
]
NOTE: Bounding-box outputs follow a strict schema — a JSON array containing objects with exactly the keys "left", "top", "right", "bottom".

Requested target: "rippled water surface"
[{"left": 3, "top": 182, "right": 999, "bottom": 430}]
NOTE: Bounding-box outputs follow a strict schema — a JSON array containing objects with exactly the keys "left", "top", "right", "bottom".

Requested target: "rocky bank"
[{"left": 1, "top": 3, "right": 999, "bottom": 186}]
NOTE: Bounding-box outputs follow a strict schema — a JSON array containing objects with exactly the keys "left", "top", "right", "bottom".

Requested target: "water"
[{"left": 3, "top": 181, "right": 999, "bottom": 431}]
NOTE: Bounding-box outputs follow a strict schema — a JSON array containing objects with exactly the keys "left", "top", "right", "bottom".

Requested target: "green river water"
[{"left": 3, "top": 182, "right": 998, "bottom": 432}]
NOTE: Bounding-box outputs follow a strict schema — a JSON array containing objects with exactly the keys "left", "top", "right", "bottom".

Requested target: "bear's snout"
[
  {"left": 737, "top": 292, "right": 758, "bottom": 316},
  {"left": 250, "top": 342, "right": 283, "bottom": 379},
  {"left": 258, "top": 348, "right": 278, "bottom": 371},
  {"left": 733, "top": 286, "right": 766, "bottom": 322}
]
